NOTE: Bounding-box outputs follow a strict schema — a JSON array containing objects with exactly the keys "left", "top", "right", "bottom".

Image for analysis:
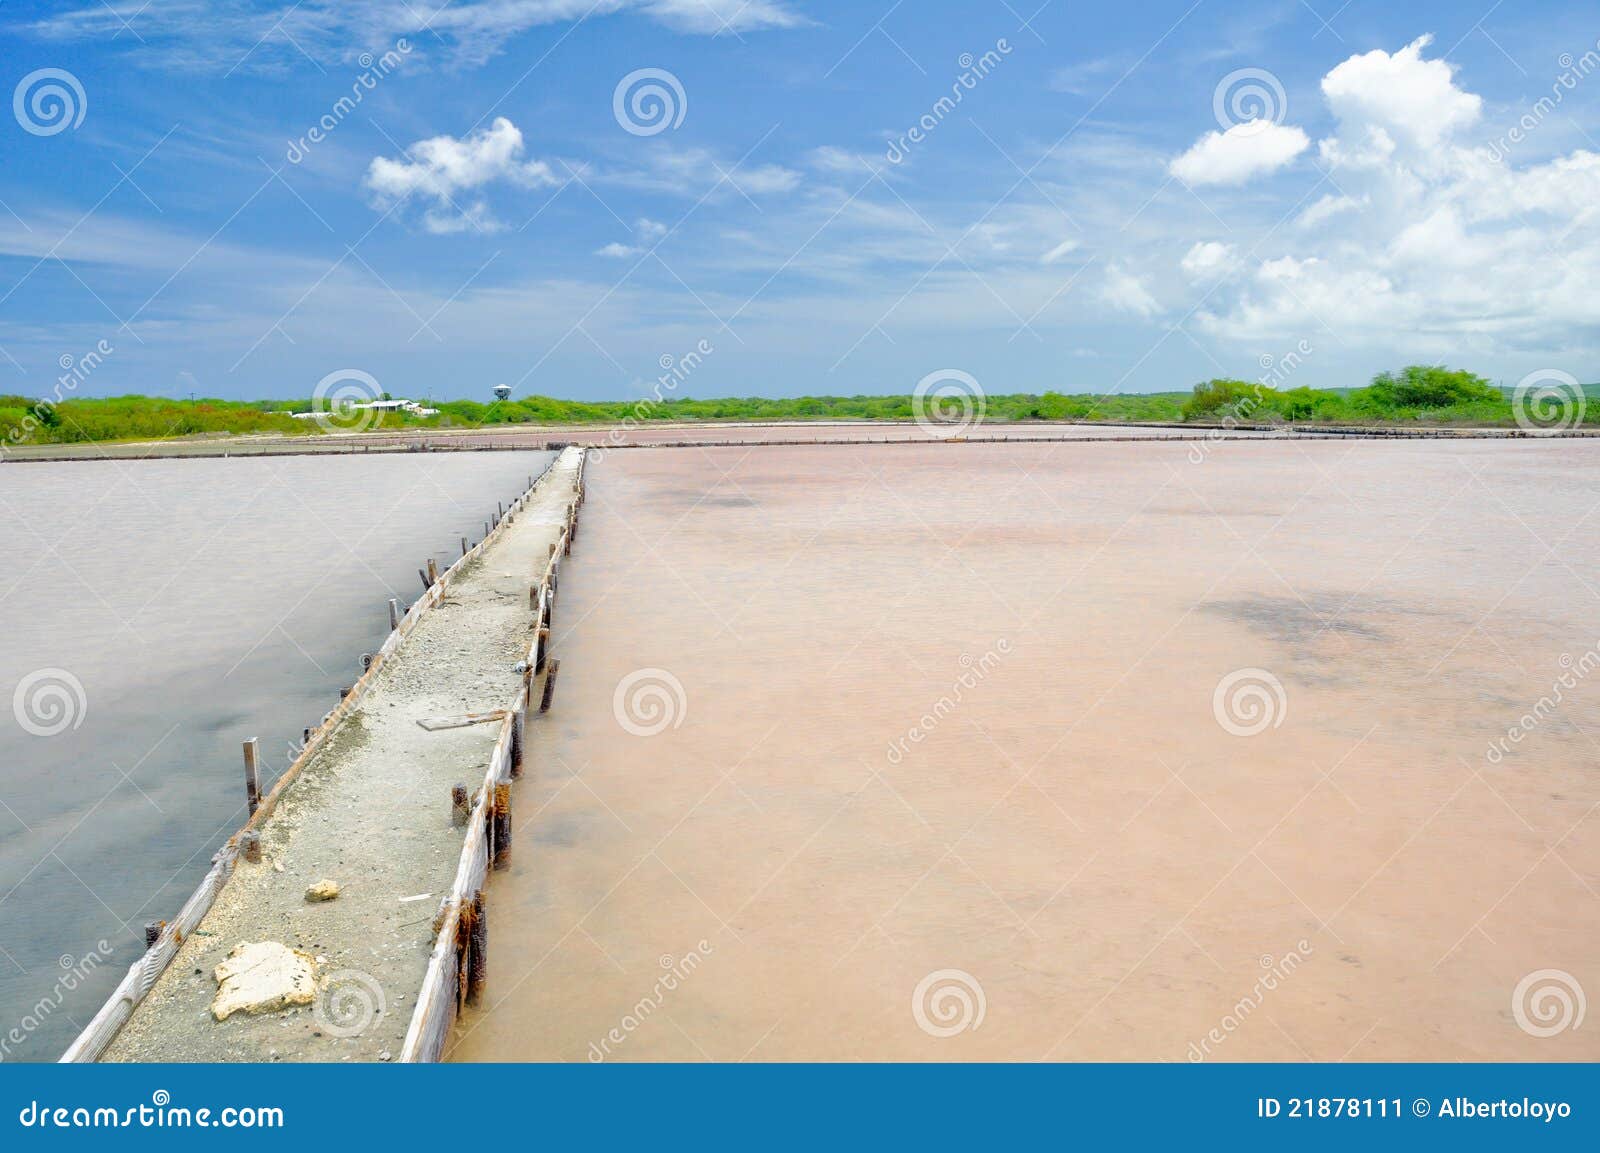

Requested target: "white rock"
[{"left": 211, "top": 942, "right": 317, "bottom": 1021}]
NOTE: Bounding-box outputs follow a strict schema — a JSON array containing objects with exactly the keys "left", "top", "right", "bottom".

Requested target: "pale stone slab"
[{"left": 211, "top": 942, "right": 317, "bottom": 1021}]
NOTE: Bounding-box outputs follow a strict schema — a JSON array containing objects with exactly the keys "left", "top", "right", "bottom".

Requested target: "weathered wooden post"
[
  {"left": 509, "top": 712, "right": 524, "bottom": 780},
  {"left": 388, "top": 597, "right": 400, "bottom": 630},
  {"left": 144, "top": 922, "right": 161, "bottom": 949},
  {"left": 242, "top": 738, "right": 261, "bottom": 816},
  {"left": 417, "top": 568, "right": 431, "bottom": 593},
  {"left": 540, "top": 659, "right": 561, "bottom": 713},
  {"left": 426, "top": 557, "right": 439, "bottom": 585},
  {"left": 451, "top": 784, "right": 470, "bottom": 827},
  {"left": 461, "top": 537, "right": 469, "bottom": 557},
  {"left": 492, "top": 783, "right": 512, "bottom": 870},
  {"left": 466, "top": 890, "right": 488, "bottom": 1006}
]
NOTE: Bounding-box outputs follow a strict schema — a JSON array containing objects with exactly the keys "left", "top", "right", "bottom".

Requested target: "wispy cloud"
[{"left": 28, "top": 0, "right": 810, "bottom": 71}]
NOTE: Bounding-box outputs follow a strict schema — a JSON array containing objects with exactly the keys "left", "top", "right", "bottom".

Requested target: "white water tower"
[{"left": 492, "top": 383, "right": 512, "bottom": 401}]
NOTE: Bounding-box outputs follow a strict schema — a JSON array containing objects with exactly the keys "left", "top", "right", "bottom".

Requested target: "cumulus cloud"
[
  {"left": 1320, "top": 34, "right": 1482, "bottom": 150},
  {"left": 1169, "top": 120, "right": 1310, "bottom": 186},
  {"left": 1192, "top": 36, "right": 1600, "bottom": 357},
  {"left": 1101, "top": 264, "right": 1160, "bottom": 316},
  {"left": 365, "top": 117, "right": 558, "bottom": 233},
  {"left": 1180, "top": 241, "right": 1238, "bottom": 280}
]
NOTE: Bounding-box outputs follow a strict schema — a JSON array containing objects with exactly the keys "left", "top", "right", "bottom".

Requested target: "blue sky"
[{"left": 1, "top": 0, "right": 1598, "bottom": 403}]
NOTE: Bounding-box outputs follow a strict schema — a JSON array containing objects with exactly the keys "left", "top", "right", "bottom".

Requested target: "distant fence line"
[{"left": 7, "top": 423, "right": 1593, "bottom": 464}]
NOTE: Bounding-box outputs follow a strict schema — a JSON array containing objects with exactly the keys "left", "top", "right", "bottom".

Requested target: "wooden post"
[
  {"left": 461, "top": 537, "right": 469, "bottom": 557},
  {"left": 509, "top": 712, "right": 524, "bottom": 780},
  {"left": 242, "top": 738, "right": 261, "bottom": 816},
  {"left": 241, "top": 831, "right": 262, "bottom": 864},
  {"left": 540, "top": 659, "right": 561, "bottom": 713},
  {"left": 466, "top": 890, "right": 488, "bottom": 1006},
  {"left": 144, "top": 922, "right": 161, "bottom": 949},
  {"left": 418, "top": 568, "right": 431, "bottom": 594},
  {"left": 492, "top": 783, "right": 512, "bottom": 870},
  {"left": 426, "top": 557, "right": 439, "bottom": 585},
  {"left": 535, "top": 626, "right": 550, "bottom": 674},
  {"left": 451, "top": 784, "right": 469, "bottom": 827},
  {"left": 498, "top": 502, "right": 504, "bottom": 522},
  {"left": 388, "top": 598, "right": 400, "bottom": 630}
]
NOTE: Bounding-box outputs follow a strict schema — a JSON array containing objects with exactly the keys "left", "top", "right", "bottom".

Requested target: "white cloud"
[
  {"left": 1169, "top": 120, "right": 1310, "bottom": 186},
  {"left": 1296, "top": 193, "right": 1364, "bottom": 228},
  {"left": 1040, "top": 238, "right": 1079, "bottom": 264},
  {"left": 610, "top": 147, "right": 802, "bottom": 198},
  {"left": 1180, "top": 241, "right": 1238, "bottom": 280},
  {"left": 29, "top": 1, "right": 808, "bottom": 70},
  {"left": 1101, "top": 264, "right": 1160, "bottom": 316},
  {"left": 642, "top": 0, "right": 806, "bottom": 34},
  {"left": 596, "top": 218, "right": 671, "bottom": 258},
  {"left": 1320, "top": 34, "right": 1481, "bottom": 151},
  {"left": 1192, "top": 37, "right": 1600, "bottom": 357},
  {"left": 365, "top": 117, "right": 558, "bottom": 233}
]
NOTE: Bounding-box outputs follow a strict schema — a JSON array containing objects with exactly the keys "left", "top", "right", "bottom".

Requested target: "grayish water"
[{"left": 0, "top": 451, "right": 551, "bottom": 1061}]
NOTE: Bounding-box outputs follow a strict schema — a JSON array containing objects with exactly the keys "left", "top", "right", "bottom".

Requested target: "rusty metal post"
[
  {"left": 466, "top": 890, "right": 488, "bottom": 1006},
  {"left": 540, "top": 658, "right": 561, "bottom": 713},
  {"left": 242, "top": 738, "right": 260, "bottom": 816},
  {"left": 492, "top": 783, "right": 512, "bottom": 870}
]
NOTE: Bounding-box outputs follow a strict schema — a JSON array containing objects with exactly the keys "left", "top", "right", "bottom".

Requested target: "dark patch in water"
[{"left": 1205, "top": 593, "right": 1388, "bottom": 647}]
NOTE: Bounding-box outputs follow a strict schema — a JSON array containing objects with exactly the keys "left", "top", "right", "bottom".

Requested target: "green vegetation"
[
  {"left": 1179, "top": 365, "right": 1550, "bottom": 426},
  {"left": 3, "top": 366, "right": 1594, "bottom": 448}
]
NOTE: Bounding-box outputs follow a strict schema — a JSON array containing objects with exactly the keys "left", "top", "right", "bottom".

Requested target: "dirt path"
[{"left": 103, "top": 447, "right": 584, "bottom": 1062}]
